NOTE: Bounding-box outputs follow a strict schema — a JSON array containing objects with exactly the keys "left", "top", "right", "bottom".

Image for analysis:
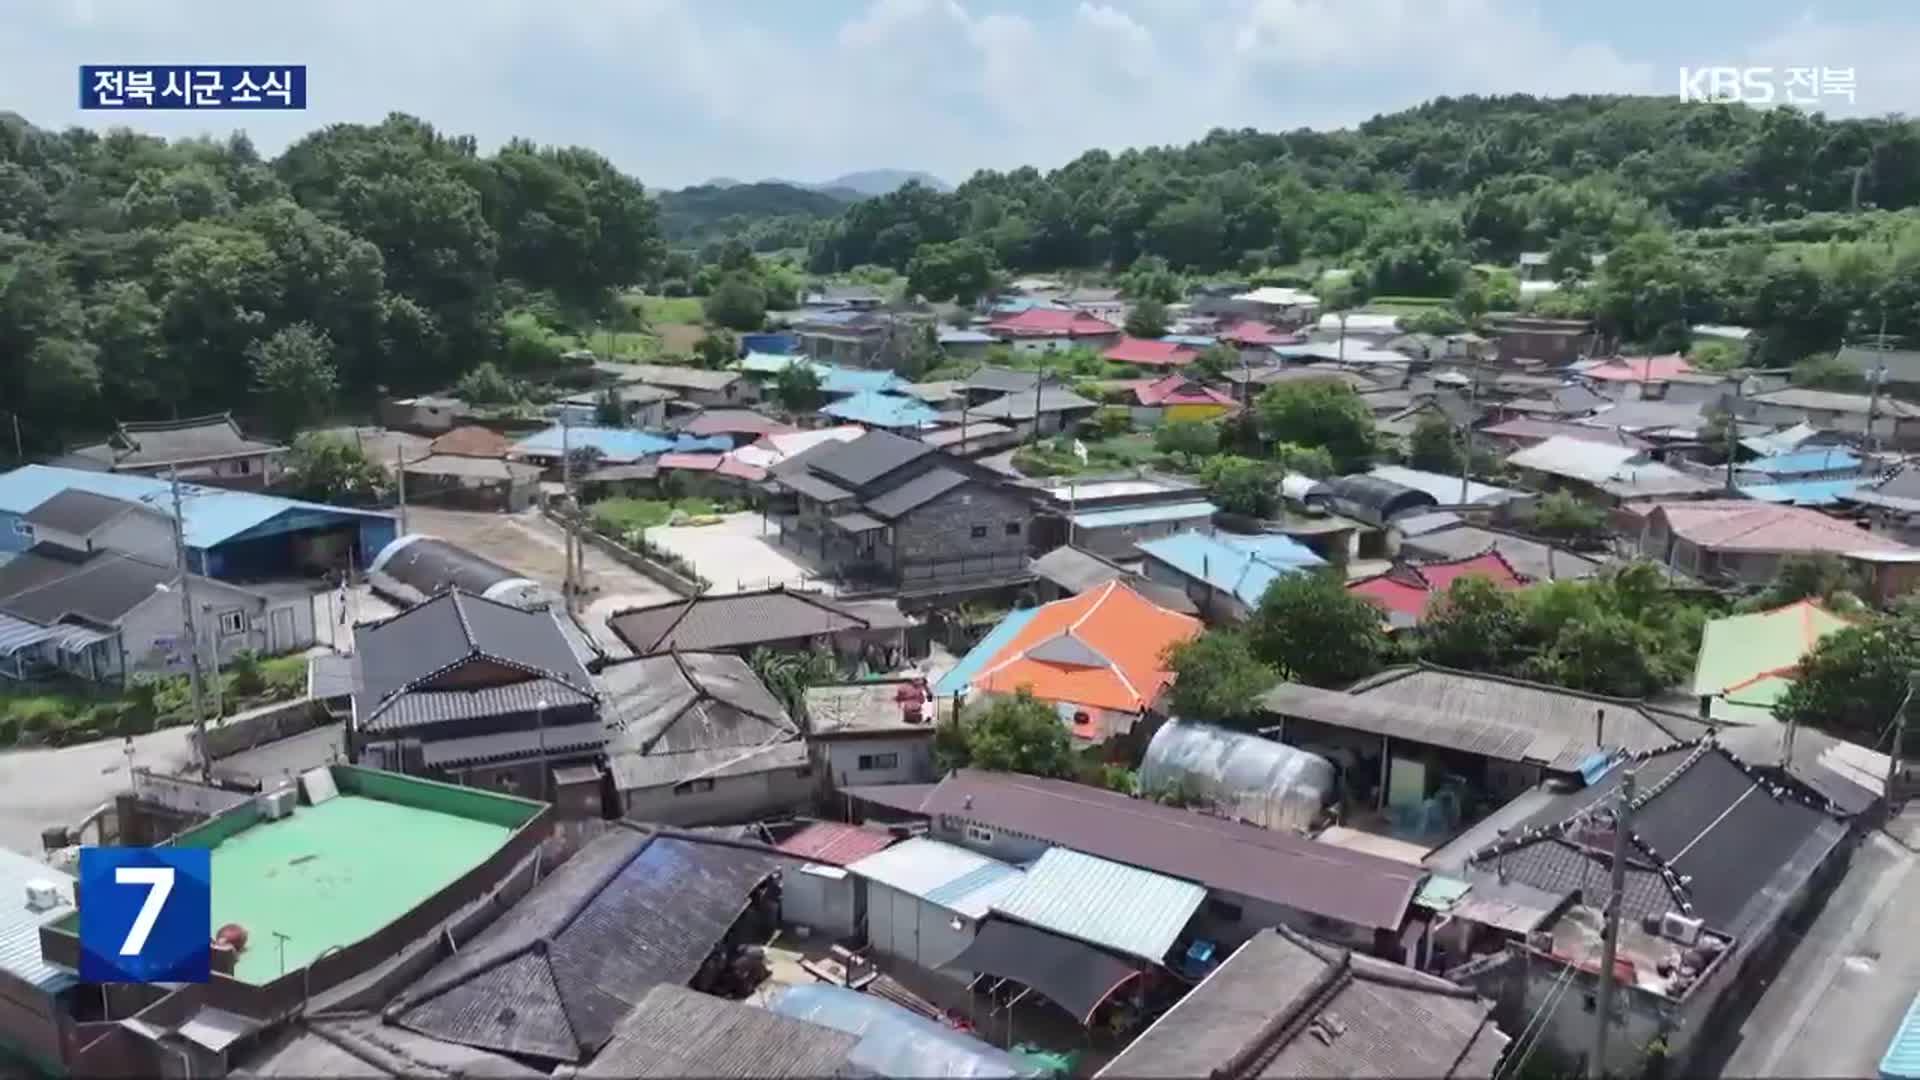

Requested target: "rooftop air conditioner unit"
[
  {"left": 24, "top": 880, "right": 64, "bottom": 913},
  {"left": 1525, "top": 930, "right": 1554, "bottom": 954},
  {"left": 259, "top": 788, "right": 297, "bottom": 821},
  {"left": 1659, "top": 912, "right": 1704, "bottom": 946}
]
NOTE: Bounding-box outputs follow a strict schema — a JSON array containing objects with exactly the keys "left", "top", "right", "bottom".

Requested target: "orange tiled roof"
[{"left": 969, "top": 580, "right": 1202, "bottom": 712}]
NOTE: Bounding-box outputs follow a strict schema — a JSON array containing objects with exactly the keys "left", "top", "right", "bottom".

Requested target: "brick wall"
[{"left": 893, "top": 484, "right": 1030, "bottom": 573}]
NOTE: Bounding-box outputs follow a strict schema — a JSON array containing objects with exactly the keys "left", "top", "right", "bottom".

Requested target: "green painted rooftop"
[
  {"left": 202, "top": 794, "right": 513, "bottom": 984},
  {"left": 1691, "top": 599, "right": 1856, "bottom": 699}
]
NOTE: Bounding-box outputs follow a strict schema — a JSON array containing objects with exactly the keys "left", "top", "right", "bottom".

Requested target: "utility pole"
[
  {"left": 1029, "top": 368, "right": 1045, "bottom": 445},
  {"left": 394, "top": 443, "right": 409, "bottom": 536},
  {"left": 168, "top": 467, "right": 211, "bottom": 782},
  {"left": 1459, "top": 349, "right": 1481, "bottom": 505},
  {"left": 1589, "top": 770, "right": 1636, "bottom": 1079},
  {"left": 1886, "top": 676, "right": 1916, "bottom": 808},
  {"left": 8, "top": 412, "right": 20, "bottom": 463},
  {"left": 560, "top": 410, "right": 579, "bottom": 615}
]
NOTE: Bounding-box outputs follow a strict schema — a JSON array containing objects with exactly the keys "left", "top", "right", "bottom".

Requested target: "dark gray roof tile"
[
  {"left": 863, "top": 467, "right": 968, "bottom": 519},
  {"left": 580, "top": 985, "right": 858, "bottom": 1078},
  {"left": 21, "top": 489, "right": 150, "bottom": 534},
  {"left": 607, "top": 589, "right": 872, "bottom": 654},
  {"left": 807, "top": 430, "right": 935, "bottom": 489}
]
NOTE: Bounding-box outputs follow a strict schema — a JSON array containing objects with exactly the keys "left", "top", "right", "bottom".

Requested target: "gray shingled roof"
[
  {"left": 21, "top": 489, "right": 149, "bottom": 535},
  {"left": 808, "top": 429, "right": 935, "bottom": 489},
  {"left": 961, "top": 387, "right": 1098, "bottom": 421},
  {"left": 1399, "top": 526, "right": 1601, "bottom": 582},
  {"left": 0, "top": 546, "right": 176, "bottom": 626},
  {"left": 1097, "top": 927, "right": 1507, "bottom": 1079},
  {"left": 236, "top": 1014, "right": 543, "bottom": 1078},
  {"left": 600, "top": 651, "right": 795, "bottom": 753},
  {"left": 863, "top": 466, "right": 968, "bottom": 519},
  {"left": 390, "top": 828, "right": 793, "bottom": 1063},
  {"left": 579, "top": 985, "right": 858, "bottom": 1078},
  {"left": 352, "top": 590, "right": 596, "bottom": 733},
  {"left": 607, "top": 588, "right": 873, "bottom": 654},
  {"left": 71, "top": 413, "right": 283, "bottom": 469}
]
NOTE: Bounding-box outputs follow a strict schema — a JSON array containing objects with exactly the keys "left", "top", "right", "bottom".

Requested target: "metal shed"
[{"left": 367, "top": 534, "right": 547, "bottom": 608}]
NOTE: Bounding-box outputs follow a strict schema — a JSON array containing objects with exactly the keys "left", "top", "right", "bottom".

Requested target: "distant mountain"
[
  {"left": 815, "top": 169, "right": 951, "bottom": 196},
  {"left": 701, "top": 176, "right": 744, "bottom": 189},
  {"left": 655, "top": 181, "right": 847, "bottom": 245}
]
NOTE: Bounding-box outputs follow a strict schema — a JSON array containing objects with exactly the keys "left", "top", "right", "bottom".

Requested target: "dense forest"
[
  {"left": 11, "top": 94, "right": 1920, "bottom": 451},
  {"left": 0, "top": 111, "right": 660, "bottom": 450}
]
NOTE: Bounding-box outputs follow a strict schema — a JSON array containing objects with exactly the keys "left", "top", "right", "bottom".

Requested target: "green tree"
[
  {"left": 1120, "top": 255, "right": 1183, "bottom": 304},
  {"left": 1125, "top": 298, "right": 1170, "bottom": 338},
  {"left": 704, "top": 273, "right": 767, "bottom": 331},
  {"left": 1739, "top": 553, "right": 1867, "bottom": 613},
  {"left": 1792, "top": 354, "right": 1865, "bottom": 391},
  {"left": 1776, "top": 614, "right": 1919, "bottom": 741},
  {"left": 593, "top": 387, "right": 624, "bottom": 427},
  {"left": 1416, "top": 576, "right": 1527, "bottom": 672},
  {"left": 1408, "top": 413, "right": 1463, "bottom": 472},
  {"left": 749, "top": 646, "right": 841, "bottom": 715},
  {"left": 946, "top": 688, "right": 1075, "bottom": 778},
  {"left": 907, "top": 239, "right": 997, "bottom": 304},
  {"left": 1162, "top": 631, "right": 1280, "bottom": 725},
  {"left": 1528, "top": 490, "right": 1609, "bottom": 547},
  {"left": 1154, "top": 419, "right": 1219, "bottom": 466},
  {"left": 772, "top": 361, "right": 824, "bottom": 412},
  {"left": 281, "top": 433, "right": 386, "bottom": 503},
  {"left": 1254, "top": 381, "right": 1378, "bottom": 472},
  {"left": 455, "top": 361, "right": 521, "bottom": 405},
  {"left": 1248, "top": 570, "right": 1389, "bottom": 687},
  {"left": 1271, "top": 442, "right": 1337, "bottom": 479},
  {"left": 1200, "top": 455, "right": 1278, "bottom": 517},
  {"left": 693, "top": 329, "right": 738, "bottom": 370},
  {"left": 247, "top": 323, "right": 336, "bottom": 439},
  {"left": 1192, "top": 343, "right": 1238, "bottom": 383},
  {"left": 1688, "top": 339, "right": 1744, "bottom": 371}
]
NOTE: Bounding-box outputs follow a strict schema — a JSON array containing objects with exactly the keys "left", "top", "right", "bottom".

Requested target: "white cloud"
[{"left": 0, "top": 0, "right": 1915, "bottom": 191}]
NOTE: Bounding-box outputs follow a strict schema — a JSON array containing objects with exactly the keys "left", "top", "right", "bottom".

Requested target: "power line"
[{"left": 1496, "top": 958, "right": 1581, "bottom": 1080}]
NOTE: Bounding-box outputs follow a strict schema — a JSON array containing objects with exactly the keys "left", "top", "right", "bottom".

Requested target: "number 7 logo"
[
  {"left": 114, "top": 866, "right": 174, "bottom": 956},
  {"left": 79, "top": 847, "right": 210, "bottom": 984}
]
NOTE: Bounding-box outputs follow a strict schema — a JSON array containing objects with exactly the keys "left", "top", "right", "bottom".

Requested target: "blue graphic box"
[{"left": 78, "top": 847, "right": 211, "bottom": 984}]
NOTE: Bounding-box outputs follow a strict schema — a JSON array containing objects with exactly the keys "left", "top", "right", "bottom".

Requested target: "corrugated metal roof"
[
  {"left": 1136, "top": 530, "right": 1324, "bottom": 609},
  {"left": 1738, "top": 479, "right": 1864, "bottom": 506},
  {"left": 1068, "top": 501, "right": 1218, "bottom": 530},
  {"left": 933, "top": 608, "right": 1037, "bottom": 697},
  {"left": 0, "top": 847, "right": 76, "bottom": 993},
  {"left": 1884, "top": 991, "right": 1920, "bottom": 1079},
  {"left": 991, "top": 848, "right": 1203, "bottom": 963},
  {"left": 845, "top": 837, "right": 1023, "bottom": 918},
  {"left": 0, "top": 610, "right": 56, "bottom": 655},
  {"left": 822, "top": 391, "right": 939, "bottom": 429},
  {"left": 1367, "top": 465, "right": 1518, "bottom": 505},
  {"left": 0, "top": 465, "right": 393, "bottom": 550}
]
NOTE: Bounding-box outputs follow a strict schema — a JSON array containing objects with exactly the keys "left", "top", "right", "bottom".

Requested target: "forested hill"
[
  {"left": 809, "top": 93, "right": 1920, "bottom": 277},
  {"left": 0, "top": 111, "right": 661, "bottom": 450},
  {"left": 657, "top": 181, "right": 848, "bottom": 246}
]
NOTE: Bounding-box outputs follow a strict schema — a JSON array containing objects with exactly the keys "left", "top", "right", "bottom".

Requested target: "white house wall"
[{"left": 821, "top": 735, "right": 935, "bottom": 788}]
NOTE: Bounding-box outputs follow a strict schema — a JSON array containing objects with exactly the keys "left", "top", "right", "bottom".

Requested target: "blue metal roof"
[
  {"left": 1884, "top": 990, "right": 1920, "bottom": 1079},
  {"left": 817, "top": 365, "right": 907, "bottom": 396},
  {"left": 821, "top": 391, "right": 938, "bottom": 429},
  {"left": 1069, "top": 500, "right": 1219, "bottom": 530},
  {"left": 1162, "top": 334, "right": 1217, "bottom": 347},
  {"left": 1136, "top": 530, "right": 1326, "bottom": 609},
  {"left": 934, "top": 607, "right": 1039, "bottom": 698},
  {"left": 511, "top": 427, "right": 727, "bottom": 462},
  {"left": 0, "top": 465, "right": 393, "bottom": 550},
  {"left": 1747, "top": 448, "right": 1862, "bottom": 476},
  {"left": 1737, "top": 479, "right": 1864, "bottom": 506}
]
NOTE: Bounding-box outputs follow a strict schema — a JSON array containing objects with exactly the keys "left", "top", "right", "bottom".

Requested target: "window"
[
  {"left": 1004, "top": 521, "right": 1022, "bottom": 536},
  {"left": 673, "top": 778, "right": 716, "bottom": 795},
  {"left": 794, "top": 765, "right": 812, "bottom": 778},
  {"left": 1582, "top": 994, "right": 1597, "bottom": 1013},
  {"left": 965, "top": 825, "right": 994, "bottom": 844},
  {"left": 10, "top": 521, "right": 32, "bottom": 539},
  {"left": 217, "top": 611, "right": 246, "bottom": 636},
  {"left": 1206, "top": 898, "right": 1244, "bottom": 922},
  {"left": 858, "top": 752, "right": 900, "bottom": 771},
  {"left": 235, "top": 459, "right": 252, "bottom": 475},
  {"left": 970, "top": 524, "right": 988, "bottom": 539}
]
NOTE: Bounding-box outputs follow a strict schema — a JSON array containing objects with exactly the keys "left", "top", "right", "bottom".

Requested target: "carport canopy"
[{"left": 947, "top": 916, "right": 1142, "bottom": 1024}]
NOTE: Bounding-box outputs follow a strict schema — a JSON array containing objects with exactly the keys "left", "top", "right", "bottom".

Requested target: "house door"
[{"left": 270, "top": 606, "right": 297, "bottom": 653}]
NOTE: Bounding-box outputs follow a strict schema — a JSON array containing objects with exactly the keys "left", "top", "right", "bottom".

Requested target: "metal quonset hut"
[
  {"left": 1307, "top": 474, "right": 1437, "bottom": 526},
  {"left": 367, "top": 534, "right": 548, "bottom": 608},
  {"left": 0, "top": 465, "right": 396, "bottom": 579},
  {"left": 1138, "top": 722, "right": 1336, "bottom": 832}
]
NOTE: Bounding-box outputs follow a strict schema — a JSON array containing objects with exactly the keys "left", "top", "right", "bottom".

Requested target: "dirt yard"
[{"left": 402, "top": 506, "right": 678, "bottom": 654}]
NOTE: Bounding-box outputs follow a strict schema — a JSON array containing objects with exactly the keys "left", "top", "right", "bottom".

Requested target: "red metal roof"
[
  {"left": 1103, "top": 337, "right": 1197, "bottom": 366},
  {"left": 1218, "top": 320, "right": 1299, "bottom": 346},
  {"left": 986, "top": 307, "right": 1121, "bottom": 337},
  {"left": 1652, "top": 500, "right": 1915, "bottom": 554},
  {"left": 1348, "top": 550, "right": 1528, "bottom": 620},
  {"left": 776, "top": 822, "right": 898, "bottom": 865},
  {"left": 656, "top": 452, "right": 723, "bottom": 471},
  {"left": 1583, "top": 354, "right": 1693, "bottom": 382},
  {"left": 1134, "top": 374, "right": 1240, "bottom": 408}
]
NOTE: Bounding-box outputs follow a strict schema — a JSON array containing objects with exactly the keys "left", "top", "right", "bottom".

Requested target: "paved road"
[
  {"left": 0, "top": 725, "right": 195, "bottom": 858},
  {"left": 1710, "top": 827, "right": 1920, "bottom": 1077}
]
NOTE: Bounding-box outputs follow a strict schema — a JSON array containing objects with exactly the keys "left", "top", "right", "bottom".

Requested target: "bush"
[{"left": 1085, "top": 406, "right": 1134, "bottom": 439}]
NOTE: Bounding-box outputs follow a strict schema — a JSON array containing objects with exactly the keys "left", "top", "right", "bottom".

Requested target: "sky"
[{"left": 5, "top": 0, "right": 1919, "bottom": 191}]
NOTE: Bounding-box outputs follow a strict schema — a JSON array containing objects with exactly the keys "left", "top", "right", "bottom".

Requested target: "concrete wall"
[
  {"left": 784, "top": 865, "right": 858, "bottom": 939},
  {"left": 1074, "top": 516, "right": 1211, "bottom": 561},
  {"left": 116, "top": 577, "right": 314, "bottom": 675},
  {"left": 819, "top": 734, "right": 936, "bottom": 788},
  {"left": 893, "top": 484, "right": 1030, "bottom": 579},
  {"left": 0, "top": 972, "right": 65, "bottom": 1078},
  {"left": 622, "top": 764, "right": 814, "bottom": 826},
  {"left": 92, "top": 512, "right": 176, "bottom": 565}
]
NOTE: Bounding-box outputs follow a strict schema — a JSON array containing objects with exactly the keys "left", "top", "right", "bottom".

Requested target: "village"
[{"left": 1, "top": 267, "right": 1918, "bottom": 1080}]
